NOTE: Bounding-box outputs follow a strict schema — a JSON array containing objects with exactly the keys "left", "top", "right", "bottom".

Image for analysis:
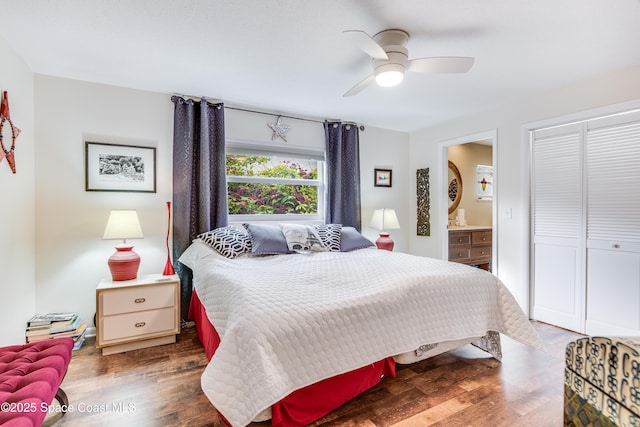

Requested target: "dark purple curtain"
[
  {"left": 324, "top": 121, "right": 361, "bottom": 230},
  {"left": 171, "top": 96, "right": 228, "bottom": 319}
]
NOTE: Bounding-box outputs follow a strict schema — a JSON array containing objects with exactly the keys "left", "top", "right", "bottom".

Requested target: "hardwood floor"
[{"left": 48, "top": 321, "right": 582, "bottom": 427}]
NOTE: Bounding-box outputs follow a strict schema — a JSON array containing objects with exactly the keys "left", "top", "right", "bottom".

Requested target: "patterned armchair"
[{"left": 564, "top": 336, "right": 640, "bottom": 427}]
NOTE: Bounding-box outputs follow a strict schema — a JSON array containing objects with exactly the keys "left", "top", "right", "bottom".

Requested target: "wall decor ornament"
[
  {"left": 85, "top": 141, "right": 156, "bottom": 192},
  {"left": 374, "top": 168, "right": 392, "bottom": 187},
  {"left": 448, "top": 161, "right": 463, "bottom": 214},
  {"left": 267, "top": 115, "right": 291, "bottom": 142},
  {"left": 0, "top": 91, "right": 21, "bottom": 174},
  {"left": 476, "top": 164, "right": 493, "bottom": 200},
  {"left": 416, "top": 168, "right": 430, "bottom": 236}
]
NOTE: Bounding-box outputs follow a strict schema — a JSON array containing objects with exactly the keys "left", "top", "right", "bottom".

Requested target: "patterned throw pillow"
[
  {"left": 198, "top": 226, "right": 252, "bottom": 259},
  {"left": 281, "top": 224, "right": 328, "bottom": 253},
  {"left": 314, "top": 223, "right": 342, "bottom": 252}
]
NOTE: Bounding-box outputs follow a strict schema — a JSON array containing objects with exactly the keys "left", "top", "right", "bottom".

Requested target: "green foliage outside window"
[{"left": 227, "top": 154, "right": 319, "bottom": 215}]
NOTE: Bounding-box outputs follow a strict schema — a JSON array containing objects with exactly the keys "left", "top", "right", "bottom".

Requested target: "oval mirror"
[{"left": 448, "top": 161, "right": 462, "bottom": 214}]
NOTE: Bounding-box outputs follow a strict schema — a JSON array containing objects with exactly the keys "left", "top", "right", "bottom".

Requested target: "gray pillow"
[
  {"left": 340, "top": 226, "right": 375, "bottom": 252},
  {"left": 243, "top": 223, "right": 293, "bottom": 256}
]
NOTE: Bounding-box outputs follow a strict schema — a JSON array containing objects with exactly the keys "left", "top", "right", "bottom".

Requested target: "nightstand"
[{"left": 96, "top": 274, "right": 180, "bottom": 355}]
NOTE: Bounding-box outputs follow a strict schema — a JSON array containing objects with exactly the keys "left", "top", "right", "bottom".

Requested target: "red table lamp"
[
  {"left": 103, "top": 210, "right": 144, "bottom": 281},
  {"left": 369, "top": 208, "right": 401, "bottom": 251}
]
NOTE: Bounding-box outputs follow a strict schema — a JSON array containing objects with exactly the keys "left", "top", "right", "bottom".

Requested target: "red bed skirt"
[{"left": 188, "top": 291, "right": 396, "bottom": 427}]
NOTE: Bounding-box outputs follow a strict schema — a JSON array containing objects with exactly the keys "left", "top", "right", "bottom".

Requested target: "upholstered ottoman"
[
  {"left": 564, "top": 336, "right": 640, "bottom": 427},
  {"left": 0, "top": 338, "right": 74, "bottom": 427}
]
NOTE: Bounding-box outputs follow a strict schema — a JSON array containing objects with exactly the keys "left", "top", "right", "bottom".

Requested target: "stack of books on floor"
[{"left": 26, "top": 312, "right": 87, "bottom": 350}]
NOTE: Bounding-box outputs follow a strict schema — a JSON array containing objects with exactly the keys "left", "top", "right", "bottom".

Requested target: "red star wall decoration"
[{"left": 0, "top": 91, "right": 21, "bottom": 174}]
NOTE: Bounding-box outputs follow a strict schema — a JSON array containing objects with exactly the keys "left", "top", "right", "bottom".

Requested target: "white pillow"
[
  {"left": 281, "top": 224, "right": 328, "bottom": 253},
  {"left": 178, "top": 239, "right": 221, "bottom": 269}
]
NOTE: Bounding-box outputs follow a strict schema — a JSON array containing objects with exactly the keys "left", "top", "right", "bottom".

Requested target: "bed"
[{"left": 179, "top": 224, "right": 543, "bottom": 427}]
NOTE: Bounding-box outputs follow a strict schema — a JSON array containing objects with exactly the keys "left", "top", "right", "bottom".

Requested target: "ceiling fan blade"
[
  {"left": 407, "top": 56, "right": 474, "bottom": 73},
  {"left": 343, "top": 75, "right": 375, "bottom": 97},
  {"left": 343, "top": 30, "right": 389, "bottom": 60}
]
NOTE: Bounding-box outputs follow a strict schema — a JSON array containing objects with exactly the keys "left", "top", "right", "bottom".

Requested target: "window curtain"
[
  {"left": 324, "top": 121, "right": 361, "bottom": 230},
  {"left": 171, "top": 96, "right": 228, "bottom": 319}
]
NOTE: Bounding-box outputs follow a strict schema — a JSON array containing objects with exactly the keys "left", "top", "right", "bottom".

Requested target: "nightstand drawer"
[
  {"left": 101, "top": 307, "right": 177, "bottom": 342},
  {"left": 101, "top": 284, "right": 175, "bottom": 316}
]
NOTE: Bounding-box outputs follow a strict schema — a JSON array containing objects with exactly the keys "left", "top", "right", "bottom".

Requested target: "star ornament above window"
[{"left": 268, "top": 116, "right": 291, "bottom": 142}]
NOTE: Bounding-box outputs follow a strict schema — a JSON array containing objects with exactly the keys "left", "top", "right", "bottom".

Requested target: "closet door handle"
[{"left": 612, "top": 243, "right": 620, "bottom": 249}]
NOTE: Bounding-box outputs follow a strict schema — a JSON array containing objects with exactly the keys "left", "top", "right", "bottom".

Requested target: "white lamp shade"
[
  {"left": 103, "top": 210, "right": 144, "bottom": 240},
  {"left": 369, "top": 208, "right": 400, "bottom": 230}
]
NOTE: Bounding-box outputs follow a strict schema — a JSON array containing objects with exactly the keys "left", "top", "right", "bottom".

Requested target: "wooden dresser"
[
  {"left": 96, "top": 274, "right": 180, "bottom": 355},
  {"left": 448, "top": 227, "right": 492, "bottom": 271}
]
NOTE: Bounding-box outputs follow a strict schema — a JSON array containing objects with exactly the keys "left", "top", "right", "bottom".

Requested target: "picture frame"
[
  {"left": 374, "top": 168, "right": 392, "bottom": 187},
  {"left": 85, "top": 141, "right": 156, "bottom": 192},
  {"left": 476, "top": 164, "right": 493, "bottom": 200}
]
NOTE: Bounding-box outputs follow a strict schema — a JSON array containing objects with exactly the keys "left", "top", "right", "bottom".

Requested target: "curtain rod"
[{"left": 171, "top": 93, "right": 365, "bottom": 130}]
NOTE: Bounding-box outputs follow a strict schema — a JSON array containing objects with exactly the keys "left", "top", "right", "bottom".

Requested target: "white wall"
[
  {"left": 360, "top": 126, "right": 410, "bottom": 252},
  {"left": 409, "top": 63, "right": 640, "bottom": 312},
  {"left": 31, "top": 77, "right": 411, "bottom": 338},
  {"left": 0, "top": 37, "right": 35, "bottom": 346},
  {"left": 34, "top": 75, "right": 174, "bottom": 334}
]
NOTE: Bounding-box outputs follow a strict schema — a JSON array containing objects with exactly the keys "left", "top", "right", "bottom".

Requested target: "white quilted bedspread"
[{"left": 189, "top": 247, "right": 543, "bottom": 427}]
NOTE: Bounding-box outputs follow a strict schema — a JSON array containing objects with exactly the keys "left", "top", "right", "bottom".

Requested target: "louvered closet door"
[
  {"left": 585, "top": 111, "right": 640, "bottom": 336},
  {"left": 531, "top": 123, "right": 585, "bottom": 332}
]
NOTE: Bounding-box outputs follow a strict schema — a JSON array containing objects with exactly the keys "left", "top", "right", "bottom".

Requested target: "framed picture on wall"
[
  {"left": 476, "top": 164, "right": 493, "bottom": 200},
  {"left": 85, "top": 141, "right": 156, "bottom": 192},
  {"left": 374, "top": 168, "right": 392, "bottom": 187}
]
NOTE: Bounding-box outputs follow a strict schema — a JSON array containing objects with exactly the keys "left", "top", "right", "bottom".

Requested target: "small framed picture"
[
  {"left": 85, "top": 141, "right": 156, "bottom": 192},
  {"left": 374, "top": 168, "right": 392, "bottom": 187},
  {"left": 476, "top": 164, "right": 493, "bottom": 200}
]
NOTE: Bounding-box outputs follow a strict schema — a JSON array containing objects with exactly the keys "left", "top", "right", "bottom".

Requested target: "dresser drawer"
[
  {"left": 101, "top": 284, "right": 175, "bottom": 316},
  {"left": 472, "top": 231, "right": 492, "bottom": 245},
  {"left": 470, "top": 245, "right": 491, "bottom": 260},
  {"left": 101, "top": 307, "right": 177, "bottom": 342},
  {"left": 449, "top": 247, "right": 471, "bottom": 261},
  {"left": 449, "top": 232, "right": 471, "bottom": 246}
]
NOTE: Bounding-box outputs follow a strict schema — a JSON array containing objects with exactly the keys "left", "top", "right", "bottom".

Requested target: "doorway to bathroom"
[{"left": 440, "top": 130, "right": 497, "bottom": 274}]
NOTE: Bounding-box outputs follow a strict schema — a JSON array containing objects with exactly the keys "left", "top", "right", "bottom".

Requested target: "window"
[{"left": 226, "top": 144, "right": 325, "bottom": 221}]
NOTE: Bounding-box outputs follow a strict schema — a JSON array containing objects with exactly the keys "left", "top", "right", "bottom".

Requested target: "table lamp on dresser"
[
  {"left": 102, "top": 209, "right": 144, "bottom": 281},
  {"left": 369, "top": 208, "right": 400, "bottom": 251}
]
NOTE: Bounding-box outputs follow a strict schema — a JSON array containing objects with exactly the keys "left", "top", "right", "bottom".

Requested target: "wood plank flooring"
[{"left": 47, "top": 321, "right": 582, "bottom": 427}]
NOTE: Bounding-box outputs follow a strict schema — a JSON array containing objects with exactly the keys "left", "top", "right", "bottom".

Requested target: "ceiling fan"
[{"left": 342, "top": 29, "right": 474, "bottom": 97}]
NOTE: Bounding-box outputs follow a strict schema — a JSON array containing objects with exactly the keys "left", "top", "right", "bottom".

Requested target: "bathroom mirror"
[{"left": 448, "top": 161, "right": 462, "bottom": 214}]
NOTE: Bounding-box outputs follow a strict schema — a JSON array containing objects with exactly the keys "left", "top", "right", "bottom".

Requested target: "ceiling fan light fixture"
[{"left": 374, "top": 63, "right": 405, "bottom": 87}]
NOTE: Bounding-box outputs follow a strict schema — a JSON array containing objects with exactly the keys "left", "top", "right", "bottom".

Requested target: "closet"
[{"left": 531, "top": 110, "right": 640, "bottom": 335}]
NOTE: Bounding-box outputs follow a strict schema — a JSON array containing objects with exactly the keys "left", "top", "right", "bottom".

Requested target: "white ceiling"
[{"left": 1, "top": 0, "right": 639, "bottom": 132}]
